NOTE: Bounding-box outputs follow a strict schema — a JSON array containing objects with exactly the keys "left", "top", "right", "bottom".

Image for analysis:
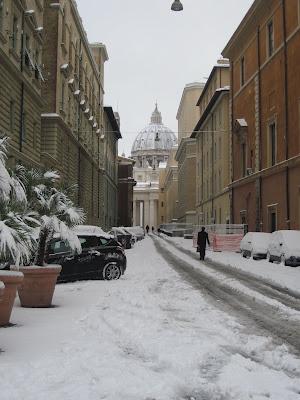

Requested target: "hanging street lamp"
[{"left": 171, "top": 0, "right": 183, "bottom": 11}]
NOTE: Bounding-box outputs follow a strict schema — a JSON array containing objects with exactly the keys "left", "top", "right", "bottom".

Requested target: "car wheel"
[
  {"left": 103, "top": 262, "right": 121, "bottom": 280},
  {"left": 242, "top": 251, "right": 247, "bottom": 258}
]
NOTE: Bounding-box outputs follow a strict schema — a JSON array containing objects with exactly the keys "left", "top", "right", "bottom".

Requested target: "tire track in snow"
[
  {"left": 152, "top": 235, "right": 300, "bottom": 355},
  {"left": 158, "top": 234, "right": 300, "bottom": 310}
]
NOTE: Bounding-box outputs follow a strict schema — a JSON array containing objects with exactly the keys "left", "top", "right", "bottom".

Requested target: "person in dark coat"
[
  {"left": 197, "top": 227, "right": 210, "bottom": 261},
  {"left": 151, "top": 226, "right": 155, "bottom": 233},
  {"left": 145, "top": 225, "right": 150, "bottom": 234}
]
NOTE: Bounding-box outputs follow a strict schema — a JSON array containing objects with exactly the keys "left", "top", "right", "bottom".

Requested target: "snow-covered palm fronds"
[
  {"left": 0, "top": 140, "right": 39, "bottom": 266},
  {"left": 0, "top": 137, "right": 12, "bottom": 201},
  {"left": 16, "top": 169, "right": 87, "bottom": 266}
]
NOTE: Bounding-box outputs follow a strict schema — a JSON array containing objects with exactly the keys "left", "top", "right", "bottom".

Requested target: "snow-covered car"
[
  {"left": 108, "top": 227, "right": 132, "bottom": 249},
  {"left": 122, "top": 228, "right": 137, "bottom": 246},
  {"left": 47, "top": 225, "right": 127, "bottom": 281},
  {"left": 123, "top": 226, "right": 145, "bottom": 241},
  {"left": 267, "top": 230, "right": 300, "bottom": 267},
  {"left": 240, "top": 232, "right": 272, "bottom": 260}
]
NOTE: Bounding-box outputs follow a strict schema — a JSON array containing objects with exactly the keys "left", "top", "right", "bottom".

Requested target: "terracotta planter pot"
[
  {"left": 12, "top": 265, "right": 62, "bottom": 308},
  {"left": 0, "top": 271, "right": 24, "bottom": 326},
  {"left": 0, "top": 280, "right": 4, "bottom": 302}
]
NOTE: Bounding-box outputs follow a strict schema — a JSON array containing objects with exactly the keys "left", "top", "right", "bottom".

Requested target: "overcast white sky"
[{"left": 76, "top": 0, "right": 253, "bottom": 156}]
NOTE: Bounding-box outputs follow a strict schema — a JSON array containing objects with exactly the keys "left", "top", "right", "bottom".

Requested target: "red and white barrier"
[{"left": 210, "top": 233, "right": 243, "bottom": 252}]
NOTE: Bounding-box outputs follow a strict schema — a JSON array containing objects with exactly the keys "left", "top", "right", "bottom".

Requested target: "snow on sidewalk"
[
  {"left": 167, "top": 236, "right": 300, "bottom": 295},
  {"left": 1, "top": 237, "right": 300, "bottom": 400}
]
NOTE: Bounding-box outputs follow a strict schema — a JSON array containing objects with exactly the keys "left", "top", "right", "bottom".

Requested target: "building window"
[
  {"left": 268, "top": 206, "right": 277, "bottom": 232},
  {"left": 9, "top": 100, "right": 15, "bottom": 134},
  {"left": 61, "top": 79, "right": 65, "bottom": 111},
  {"left": 268, "top": 121, "right": 276, "bottom": 166},
  {"left": 0, "top": 0, "right": 4, "bottom": 32},
  {"left": 161, "top": 201, "right": 164, "bottom": 207},
  {"left": 62, "top": 7, "right": 66, "bottom": 44},
  {"left": 33, "top": 121, "right": 37, "bottom": 149},
  {"left": 21, "top": 112, "right": 26, "bottom": 142},
  {"left": 12, "top": 15, "right": 18, "bottom": 50},
  {"left": 267, "top": 20, "right": 274, "bottom": 57},
  {"left": 241, "top": 143, "right": 247, "bottom": 177},
  {"left": 240, "top": 56, "right": 245, "bottom": 86}
]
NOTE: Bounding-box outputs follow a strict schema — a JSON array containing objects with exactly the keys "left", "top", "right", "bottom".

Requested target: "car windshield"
[
  {"left": 79, "top": 236, "right": 100, "bottom": 249},
  {"left": 49, "top": 240, "right": 72, "bottom": 254}
]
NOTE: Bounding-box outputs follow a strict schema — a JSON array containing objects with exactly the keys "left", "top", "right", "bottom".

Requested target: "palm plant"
[
  {"left": 0, "top": 137, "right": 38, "bottom": 266},
  {"left": 16, "top": 167, "right": 85, "bottom": 266}
]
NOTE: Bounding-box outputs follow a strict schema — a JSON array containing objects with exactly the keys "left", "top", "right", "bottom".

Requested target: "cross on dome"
[{"left": 150, "top": 103, "right": 162, "bottom": 125}]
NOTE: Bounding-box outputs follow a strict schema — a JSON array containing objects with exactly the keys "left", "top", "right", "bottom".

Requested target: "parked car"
[
  {"left": 267, "top": 230, "right": 300, "bottom": 267},
  {"left": 240, "top": 232, "right": 272, "bottom": 260},
  {"left": 123, "top": 226, "right": 145, "bottom": 241},
  {"left": 47, "top": 225, "right": 127, "bottom": 282},
  {"left": 122, "top": 228, "right": 137, "bottom": 246},
  {"left": 108, "top": 227, "right": 132, "bottom": 249}
]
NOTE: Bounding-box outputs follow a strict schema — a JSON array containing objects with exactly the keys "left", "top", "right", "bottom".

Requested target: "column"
[
  {"left": 149, "top": 199, "right": 155, "bottom": 229},
  {"left": 144, "top": 199, "right": 150, "bottom": 228},
  {"left": 133, "top": 200, "right": 137, "bottom": 226},
  {"left": 140, "top": 201, "right": 144, "bottom": 227}
]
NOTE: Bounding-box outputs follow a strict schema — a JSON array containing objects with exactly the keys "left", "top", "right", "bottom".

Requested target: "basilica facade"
[{"left": 131, "top": 105, "right": 177, "bottom": 228}]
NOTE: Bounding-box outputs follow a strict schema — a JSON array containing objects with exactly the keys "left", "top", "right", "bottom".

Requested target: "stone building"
[
  {"left": 191, "top": 60, "right": 231, "bottom": 226},
  {"left": 159, "top": 147, "right": 178, "bottom": 224},
  {"left": 100, "top": 107, "right": 121, "bottom": 230},
  {"left": 132, "top": 105, "right": 177, "bottom": 228},
  {"left": 0, "top": 0, "right": 120, "bottom": 227},
  {"left": 175, "top": 82, "right": 204, "bottom": 224},
  {"left": 0, "top": 0, "right": 45, "bottom": 168},
  {"left": 117, "top": 155, "right": 136, "bottom": 227},
  {"left": 41, "top": 0, "right": 110, "bottom": 225},
  {"left": 222, "top": 0, "right": 300, "bottom": 231}
]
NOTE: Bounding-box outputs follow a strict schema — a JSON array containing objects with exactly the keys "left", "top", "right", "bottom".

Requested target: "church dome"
[{"left": 131, "top": 104, "right": 177, "bottom": 154}]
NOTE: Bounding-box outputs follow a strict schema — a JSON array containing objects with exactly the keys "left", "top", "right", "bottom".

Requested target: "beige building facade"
[
  {"left": 0, "top": 0, "right": 45, "bottom": 168},
  {"left": 0, "top": 0, "right": 120, "bottom": 227},
  {"left": 41, "top": 0, "right": 109, "bottom": 225},
  {"left": 159, "top": 147, "right": 178, "bottom": 224},
  {"left": 192, "top": 61, "right": 231, "bottom": 225},
  {"left": 175, "top": 82, "right": 204, "bottom": 223},
  {"left": 132, "top": 166, "right": 160, "bottom": 229}
]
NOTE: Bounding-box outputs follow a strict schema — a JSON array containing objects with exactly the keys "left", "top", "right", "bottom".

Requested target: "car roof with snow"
[{"left": 72, "top": 225, "right": 113, "bottom": 239}]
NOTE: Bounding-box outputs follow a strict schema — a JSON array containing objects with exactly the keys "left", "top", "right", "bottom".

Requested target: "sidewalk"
[{"left": 165, "top": 236, "right": 300, "bottom": 295}]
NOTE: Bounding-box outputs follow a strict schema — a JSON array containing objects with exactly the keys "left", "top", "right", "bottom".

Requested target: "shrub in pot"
[
  {"left": 0, "top": 138, "right": 38, "bottom": 325},
  {"left": 14, "top": 168, "right": 85, "bottom": 307}
]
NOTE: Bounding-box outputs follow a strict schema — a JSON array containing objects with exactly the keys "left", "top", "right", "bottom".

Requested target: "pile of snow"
[{"left": 1, "top": 238, "right": 300, "bottom": 399}]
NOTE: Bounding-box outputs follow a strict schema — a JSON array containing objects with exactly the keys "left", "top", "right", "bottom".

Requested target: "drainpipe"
[
  {"left": 230, "top": 62, "right": 234, "bottom": 224},
  {"left": 201, "top": 130, "right": 204, "bottom": 223},
  {"left": 211, "top": 113, "right": 215, "bottom": 223},
  {"left": 19, "top": 10, "right": 25, "bottom": 152},
  {"left": 77, "top": 39, "right": 82, "bottom": 206},
  {"left": 282, "top": 0, "right": 290, "bottom": 229},
  {"left": 257, "top": 26, "right": 262, "bottom": 231}
]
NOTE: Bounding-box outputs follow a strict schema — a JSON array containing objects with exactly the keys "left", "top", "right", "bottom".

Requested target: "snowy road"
[
  {"left": 1, "top": 237, "right": 300, "bottom": 400},
  {"left": 153, "top": 234, "right": 300, "bottom": 353}
]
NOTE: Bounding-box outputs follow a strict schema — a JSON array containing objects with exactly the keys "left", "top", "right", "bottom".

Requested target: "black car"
[
  {"left": 47, "top": 231, "right": 127, "bottom": 282},
  {"left": 108, "top": 227, "right": 132, "bottom": 249}
]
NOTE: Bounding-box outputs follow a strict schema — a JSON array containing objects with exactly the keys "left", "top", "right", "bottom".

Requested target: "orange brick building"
[{"left": 222, "top": 0, "right": 300, "bottom": 232}]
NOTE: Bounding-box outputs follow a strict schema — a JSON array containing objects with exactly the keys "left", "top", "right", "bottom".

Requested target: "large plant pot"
[
  {"left": 0, "top": 271, "right": 24, "bottom": 326},
  {"left": 12, "top": 265, "right": 62, "bottom": 308},
  {"left": 0, "top": 280, "right": 4, "bottom": 302}
]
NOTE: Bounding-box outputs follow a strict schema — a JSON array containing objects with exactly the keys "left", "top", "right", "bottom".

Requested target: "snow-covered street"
[{"left": 1, "top": 236, "right": 300, "bottom": 400}]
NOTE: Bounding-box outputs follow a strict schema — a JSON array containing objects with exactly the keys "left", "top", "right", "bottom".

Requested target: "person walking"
[
  {"left": 197, "top": 227, "right": 210, "bottom": 261},
  {"left": 151, "top": 226, "right": 155, "bottom": 233},
  {"left": 145, "top": 225, "right": 150, "bottom": 234}
]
